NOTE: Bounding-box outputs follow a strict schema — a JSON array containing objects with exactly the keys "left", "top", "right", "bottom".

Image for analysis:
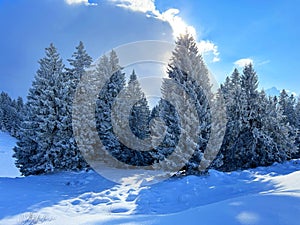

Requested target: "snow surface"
[
  {"left": 0, "top": 132, "right": 300, "bottom": 224},
  {"left": 0, "top": 131, "right": 20, "bottom": 178}
]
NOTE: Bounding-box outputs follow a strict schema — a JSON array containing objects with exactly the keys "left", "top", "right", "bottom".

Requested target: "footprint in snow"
[
  {"left": 91, "top": 198, "right": 110, "bottom": 205},
  {"left": 71, "top": 199, "right": 81, "bottom": 205},
  {"left": 110, "top": 208, "right": 129, "bottom": 213}
]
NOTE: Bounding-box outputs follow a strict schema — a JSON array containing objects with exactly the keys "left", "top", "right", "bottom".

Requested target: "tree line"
[
  {"left": 1, "top": 34, "right": 299, "bottom": 176},
  {"left": 0, "top": 92, "right": 24, "bottom": 138}
]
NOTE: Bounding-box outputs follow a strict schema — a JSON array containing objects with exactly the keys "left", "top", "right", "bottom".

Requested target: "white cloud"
[
  {"left": 197, "top": 40, "right": 220, "bottom": 62},
  {"left": 257, "top": 59, "right": 271, "bottom": 66},
  {"left": 108, "top": 0, "right": 220, "bottom": 63},
  {"left": 65, "top": 0, "right": 87, "bottom": 4},
  {"left": 65, "top": 0, "right": 97, "bottom": 6},
  {"left": 109, "top": 0, "right": 195, "bottom": 38},
  {"left": 110, "top": 0, "right": 157, "bottom": 13},
  {"left": 234, "top": 58, "right": 253, "bottom": 68},
  {"left": 158, "top": 8, "right": 196, "bottom": 40}
]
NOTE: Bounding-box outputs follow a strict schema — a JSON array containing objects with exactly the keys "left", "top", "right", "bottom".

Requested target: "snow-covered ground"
[
  {"left": 0, "top": 131, "right": 20, "bottom": 178},
  {"left": 0, "top": 132, "right": 300, "bottom": 225}
]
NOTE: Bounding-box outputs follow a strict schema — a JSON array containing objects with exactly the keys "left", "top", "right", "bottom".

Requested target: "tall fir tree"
[
  {"left": 165, "top": 32, "right": 213, "bottom": 174},
  {"left": 237, "top": 64, "right": 261, "bottom": 168},
  {"left": 14, "top": 96, "right": 25, "bottom": 138},
  {"left": 127, "top": 70, "right": 151, "bottom": 140},
  {"left": 150, "top": 79, "right": 182, "bottom": 171},
  {"left": 208, "top": 88, "right": 227, "bottom": 169},
  {"left": 63, "top": 41, "right": 93, "bottom": 170},
  {"left": 294, "top": 97, "right": 300, "bottom": 158},
  {"left": 279, "top": 90, "right": 297, "bottom": 126},
  {"left": 278, "top": 90, "right": 298, "bottom": 158},
  {"left": 114, "top": 70, "right": 154, "bottom": 165},
  {"left": 13, "top": 102, "right": 38, "bottom": 175},
  {"left": 219, "top": 69, "right": 246, "bottom": 171},
  {"left": 14, "top": 44, "right": 67, "bottom": 175},
  {"left": 278, "top": 90, "right": 297, "bottom": 147},
  {"left": 95, "top": 51, "right": 133, "bottom": 166}
]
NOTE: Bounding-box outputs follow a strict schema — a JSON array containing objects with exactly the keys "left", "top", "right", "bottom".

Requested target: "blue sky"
[{"left": 0, "top": 0, "right": 299, "bottom": 99}]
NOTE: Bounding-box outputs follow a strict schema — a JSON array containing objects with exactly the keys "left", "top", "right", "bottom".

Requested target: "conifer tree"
[
  {"left": 127, "top": 70, "right": 151, "bottom": 140},
  {"left": 279, "top": 90, "right": 299, "bottom": 158},
  {"left": 294, "top": 98, "right": 300, "bottom": 158},
  {"left": 63, "top": 41, "right": 92, "bottom": 170},
  {"left": 259, "top": 92, "right": 296, "bottom": 163},
  {"left": 220, "top": 65, "right": 296, "bottom": 170},
  {"left": 14, "top": 44, "right": 66, "bottom": 175},
  {"left": 220, "top": 69, "right": 246, "bottom": 171},
  {"left": 0, "top": 92, "right": 24, "bottom": 137},
  {"left": 95, "top": 51, "right": 130, "bottom": 165},
  {"left": 165, "top": 32, "right": 213, "bottom": 174}
]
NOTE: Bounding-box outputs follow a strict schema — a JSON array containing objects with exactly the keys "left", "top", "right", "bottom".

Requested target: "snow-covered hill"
[
  {"left": 0, "top": 132, "right": 300, "bottom": 225},
  {"left": 0, "top": 131, "right": 20, "bottom": 178}
]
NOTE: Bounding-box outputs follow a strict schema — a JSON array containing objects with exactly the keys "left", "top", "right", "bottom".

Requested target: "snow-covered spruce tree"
[
  {"left": 14, "top": 44, "right": 67, "bottom": 175},
  {"left": 294, "top": 98, "right": 300, "bottom": 158},
  {"left": 95, "top": 52, "right": 158, "bottom": 167},
  {"left": 127, "top": 70, "right": 151, "bottom": 140},
  {"left": 8, "top": 97, "right": 24, "bottom": 138},
  {"left": 219, "top": 69, "right": 247, "bottom": 171},
  {"left": 14, "top": 96, "right": 25, "bottom": 138},
  {"left": 207, "top": 87, "right": 227, "bottom": 169},
  {"left": 62, "top": 41, "right": 93, "bottom": 170},
  {"left": 258, "top": 91, "right": 296, "bottom": 163},
  {"left": 95, "top": 51, "right": 131, "bottom": 166},
  {"left": 279, "top": 90, "right": 297, "bottom": 127},
  {"left": 80, "top": 51, "right": 124, "bottom": 164},
  {"left": 13, "top": 103, "right": 38, "bottom": 175},
  {"left": 166, "top": 32, "right": 213, "bottom": 175},
  {"left": 224, "top": 64, "right": 296, "bottom": 169},
  {"left": 149, "top": 80, "right": 181, "bottom": 170},
  {"left": 0, "top": 92, "right": 15, "bottom": 133},
  {"left": 282, "top": 94, "right": 300, "bottom": 158},
  {"left": 67, "top": 41, "right": 93, "bottom": 81},
  {"left": 231, "top": 64, "right": 262, "bottom": 169},
  {"left": 102, "top": 68, "right": 155, "bottom": 166},
  {"left": 279, "top": 90, "right": 298, "bottom": 142},
  {"left": 0, "top": 92, "right": 24, "bottom": 138}
]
